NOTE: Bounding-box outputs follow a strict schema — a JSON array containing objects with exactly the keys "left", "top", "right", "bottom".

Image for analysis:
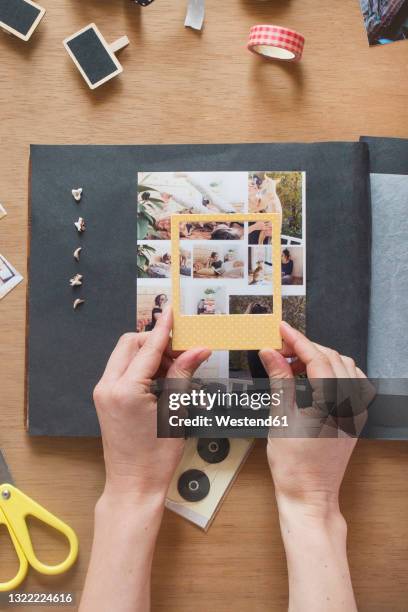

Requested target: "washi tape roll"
[{"left": 248, "top": 25, "right": 305, "bottom": 62}]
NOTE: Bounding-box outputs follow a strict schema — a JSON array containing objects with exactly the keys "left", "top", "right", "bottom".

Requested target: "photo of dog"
[{"left": 248, "top": 246, "right": 273, "bottom": 286}]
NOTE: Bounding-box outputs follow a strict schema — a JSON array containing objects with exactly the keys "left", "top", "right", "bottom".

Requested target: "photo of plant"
[
  {"left": 137, "top": 172, "right": 248, "bottom": 240},
  {"left": 137, "top": 242, "right": 172, "bottom": 278},
  {"left": 181, "top": 285, "right": 227, "bottom": 315},
  {"left": 137, "top": 242, "right": 192, "bottom": 278},
  {"left": 283, "top": 296, "right": 306, "bottom": 334}
]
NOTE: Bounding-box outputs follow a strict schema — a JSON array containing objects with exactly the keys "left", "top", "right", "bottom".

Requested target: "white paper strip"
[
  {"left": 0, "top": 254, "right": 23, "bottom": 299},
  {"left": 184, "top": 0, "right": 205, "bottom": 31}
]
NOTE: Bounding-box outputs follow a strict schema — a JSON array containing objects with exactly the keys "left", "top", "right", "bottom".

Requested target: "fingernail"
[
  {"left": 280, "top": 321, "right": 291, "bottom": 329},
  {"left": 162, "top": 304, "right": 172, "bottom": 318},
  {"left": 194, "top": 347, "right": 212, "bottom": 361},
  {"left": 259, "top": 349, "right": 273, "bottom": 365}
]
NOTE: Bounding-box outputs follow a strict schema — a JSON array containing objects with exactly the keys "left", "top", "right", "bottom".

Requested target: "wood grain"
[{"left": 0, "top": 0, "right": 407, "bottom": 609}]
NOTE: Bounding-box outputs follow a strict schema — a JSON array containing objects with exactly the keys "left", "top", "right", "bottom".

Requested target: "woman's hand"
[
  {"left": 259, "top": 322, "right": 374, "bottom": 612},
  {"left": 80, "top": 307, "right": 211, "bottom": 612},
  {"left": 93, "top": 305, "right": 211, "bottom": 502},
  {"left": 260, "top": 322, "right": 373, "bottom": 514}
]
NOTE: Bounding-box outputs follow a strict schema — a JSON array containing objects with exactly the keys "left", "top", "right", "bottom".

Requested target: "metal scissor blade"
[{"left": 0, "top": 450, "right": 14, "bottom": 485}]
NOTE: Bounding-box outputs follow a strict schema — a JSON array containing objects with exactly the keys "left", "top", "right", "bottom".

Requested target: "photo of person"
[
  {"left": 281, "top": 246, "right": 304, "bottom": 286},
  {"left": 229, "top": 295, "right": 306, "bottom": 379},
  {"left": 249, "top": 172, "right": 304, "bottom": 243},
  {"left": 180, "top": 221, "right": 244, "bottom": 241},
  {"left": 137, "top": 243, "right": 172, "bottom": 278},
  {"left": 179, "top": 247, "right": 192, "bottom": 277},
  {"left": 193, "top": 245, "right": 245, "bottom": 279},
  {"left": 229, "top": 295, "right": 274, "bottom": 315},
  {"left": 136, "top": 287, "right": 170, "bottom": 331},
  {"left": 137, "top": 171, "right": 248, "bottom": 240},
  {"left": 229, "top": 295, "right": 274, "bottom": 379},
  {"left": 248, "top": 221, "right": 272, "bottom": 245},
  {"left": 248, "top": 246, "right": 273, "bottom": 286},
  {"left": 359, "top": 0, "right": 408, "bottom": 45},
  {"left": 181, "top": 285, "right": 227, "bottom": 315}
]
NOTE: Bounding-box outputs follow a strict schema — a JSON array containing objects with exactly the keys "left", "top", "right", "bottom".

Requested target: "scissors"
[{"left": 0, "top": 450, "right": 79, "bottom": 591}]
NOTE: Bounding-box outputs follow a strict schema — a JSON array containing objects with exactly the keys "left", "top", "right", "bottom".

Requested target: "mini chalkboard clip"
[
  {"left": 0, "top": 0, "right": 46, "bottom": 42},
  {"left": 63, "top": 24, "right": 129, "bottom": 90},
  {"left": 109, "top": 36, "right": 129, "bottom": 54}
]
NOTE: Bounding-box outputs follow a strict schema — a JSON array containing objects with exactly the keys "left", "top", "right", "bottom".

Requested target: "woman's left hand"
[{"left": 93, "top": 306, "right": 211, "bottom": 501}]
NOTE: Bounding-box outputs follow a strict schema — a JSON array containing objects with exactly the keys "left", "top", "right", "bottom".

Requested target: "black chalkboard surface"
[
  {"left": 0, "top": 0, "right": 43, "bottom": 38},
  {"left": 65, "top": 26, "right": 119, "bottom": 87}
]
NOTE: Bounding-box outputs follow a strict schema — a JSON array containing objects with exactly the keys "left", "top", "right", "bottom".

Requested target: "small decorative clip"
[
  {"left": 70, "top": 274, "right": 83, "bottom": 287},
  {"left": 74, "top": 217, "right": 86, "bottom": 233},
  {"left": 72, "top": 188, "right": 83, "bottom": 202},
  {"left": 73, "top": 298, "right": 85, "bottom": 310},
  {"left": 73, "top": 247, "right": 82, "bottom": 261}
]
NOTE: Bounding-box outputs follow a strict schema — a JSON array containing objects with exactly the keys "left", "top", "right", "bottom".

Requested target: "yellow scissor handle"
[
  {"left": 0, "top": 505, "right": 29, "bottom": 591},
  {"left": 0, "top": 484, "right": 78, "bottom": 578}
]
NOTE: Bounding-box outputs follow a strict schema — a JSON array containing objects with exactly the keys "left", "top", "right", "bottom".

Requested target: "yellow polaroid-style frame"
[{"left": 171, "top": 213, "right": 282, "bottom": 351}]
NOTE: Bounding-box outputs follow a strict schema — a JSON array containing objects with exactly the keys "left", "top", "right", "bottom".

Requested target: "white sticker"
[
  {"left": 0, "top": 254, "right": 23, "bottom": 299},
  {"left": 185, "top": 0, "right": 205, "bottom": 31}
]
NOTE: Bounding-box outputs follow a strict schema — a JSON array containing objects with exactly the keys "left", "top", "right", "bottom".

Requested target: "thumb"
[
  {"left": 259, "top": 349, "right": 293, "bottom": 380},
  {"left": 166, "top": 347, "right": 212, "bottom": 380},
  {"left": 158, "top": 348, "right": 211, "bottom": 439},
  {"left": 259, "top": 350, "right": 296, "bottom": 435}
]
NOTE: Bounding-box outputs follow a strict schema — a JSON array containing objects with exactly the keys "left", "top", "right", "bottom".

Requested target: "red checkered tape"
[{"left": 248, "top": 25, "right": 305, "bottom": 62}]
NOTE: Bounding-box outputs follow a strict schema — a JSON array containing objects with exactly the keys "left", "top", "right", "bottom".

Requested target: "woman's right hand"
[
  {"left": 259, "top": 322, "right": 374, "bottom": 514},
  {"left": 259, "top": 323, "right": 375, "bottom": 612}
]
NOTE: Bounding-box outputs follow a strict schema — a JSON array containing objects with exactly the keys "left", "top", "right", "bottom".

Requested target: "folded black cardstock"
[
  {"left": 361, "top": 136, "right": 408, "bottom": 175},
  {"left": 27, "top": 143, "right": 371, "bottom": 436}
]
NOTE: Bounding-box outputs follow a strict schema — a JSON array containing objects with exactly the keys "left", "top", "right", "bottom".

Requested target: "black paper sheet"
[
  {"left": 361, "top": 136, "right": 408, "bottom": 175},
  {"left": 28, "top": 143, "right": 371, "bottom": 436}
]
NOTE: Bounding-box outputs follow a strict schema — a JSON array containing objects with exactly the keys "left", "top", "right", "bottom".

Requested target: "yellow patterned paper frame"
[{"left": 171, "top": 213, "right": 282, "bottom": 351}]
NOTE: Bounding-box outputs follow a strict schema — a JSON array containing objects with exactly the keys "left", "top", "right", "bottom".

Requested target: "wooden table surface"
[{"left": 1, "top": 0, "right": 408, "bottom": 609}]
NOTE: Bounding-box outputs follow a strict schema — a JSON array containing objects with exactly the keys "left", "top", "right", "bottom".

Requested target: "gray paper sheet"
[
  {"left": 360, "top": 136, "right": 408, "bottom": 438},
  {"left": 368, "top": 174, "right": 408, "bottom": 381}
]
